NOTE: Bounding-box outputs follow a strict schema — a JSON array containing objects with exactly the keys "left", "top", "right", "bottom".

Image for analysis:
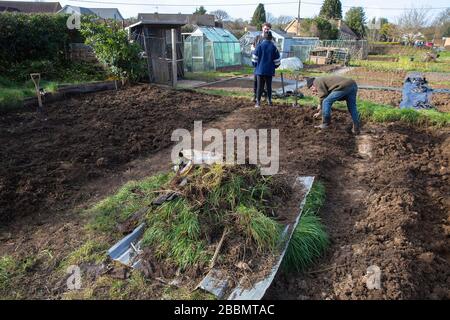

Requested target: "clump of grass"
[
  {"left": 87, "top": 172, "right": 173, "bottom": 233},
  {"left": 351, "top": 56, "right": 450, "bottom": 73},
  {"left": 0, "top": 254, "right": 40, "bottom": 298},
  {"left": 283, "top": 181, "right": 329, "bottom": 272},
  {"left": 139, "top": 165, "right": 286, "bottom": 270},
  {"left": 142, "top": 198, "right": 208, "bottom": 270},
  {"left": 234, "top": 205, "right": 282, "bottom": 252},
  {"left": 61, "top": 240, "right": 108, "bottom": 269},
  {"left": 358, "top": 100, "right": 450, "bottom": 127},
  {"left": 162, "top": 285, "right": 217, "bottom": 300},
  {"left": 0, "top": 256, "right": 17, "bottom": 292}
]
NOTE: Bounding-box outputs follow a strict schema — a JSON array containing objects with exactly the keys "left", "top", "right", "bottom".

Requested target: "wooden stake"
[{"left": 209, "top": 228, "right": 228, "bottom": 270}]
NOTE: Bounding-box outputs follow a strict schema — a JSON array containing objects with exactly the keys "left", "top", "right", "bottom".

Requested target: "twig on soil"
[
  {"left": 149, "top": 189, "right": 184, "bottom": 195},
  {"left": 307, "top": 263, "right": 348, "bottom": 274},
  {"left": 209, "top": 228, "right": 229, "bottom": 270}
]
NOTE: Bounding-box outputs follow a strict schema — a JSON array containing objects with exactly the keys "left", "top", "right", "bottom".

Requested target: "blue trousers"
[{"left": 322, "top": 83, "right": 360, "bottom": 126}]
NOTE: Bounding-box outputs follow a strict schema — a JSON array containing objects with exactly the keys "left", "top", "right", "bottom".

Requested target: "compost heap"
[{"left": 134, "top": 164, "right": 293, "bottom": 291}]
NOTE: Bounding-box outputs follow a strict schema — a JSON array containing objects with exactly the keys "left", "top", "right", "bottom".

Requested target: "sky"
[{"left": 21, "top": 0, "right": 450, "bottom": 22}]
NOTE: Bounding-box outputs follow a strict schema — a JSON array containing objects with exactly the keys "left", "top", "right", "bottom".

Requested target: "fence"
[
  {"left": 68, "top": 43, "right": 98, "bottom": 63},
  {"left": 243, "top": 39, "right": 368, "bottom": 64},
  {"left": 319, "top": 40, "right": 368, "bottom": 59}
]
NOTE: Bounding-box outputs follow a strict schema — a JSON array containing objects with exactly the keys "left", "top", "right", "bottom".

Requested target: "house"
[
  {"left": 444, "top": 37, "right": 450, "bottom": 49},
  {"left": 336, "top": 20, "right": 358, "bottom": 40},
  {"left": 0, "top": 1, "right": 61, "bottom": 13},
  {"left": 58, "top": 5, "right": 124, "bottom": 21},
  {"left": 136, "top": 13, "right": 215, "bottom": 27},
  {"left": 284, "top": 18, "right": 358, "bottom": 40}
]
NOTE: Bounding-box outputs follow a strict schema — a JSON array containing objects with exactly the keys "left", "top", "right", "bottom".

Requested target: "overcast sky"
[{"left": 26, "top": 0, "right": 450, "bottom": 21}]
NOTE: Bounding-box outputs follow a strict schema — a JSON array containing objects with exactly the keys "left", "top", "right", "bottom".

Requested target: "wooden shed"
[{"left": 127, "top": 18, "right": 185, "bottom": 85}]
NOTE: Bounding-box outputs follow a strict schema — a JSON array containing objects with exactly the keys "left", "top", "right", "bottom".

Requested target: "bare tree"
[
  {"left": 210, "top": 9, "right": 230, "bottom": 21},
  {"left": 432, "top": 8, "right": 450, "bottom": 38},
  {"left": 276, "top": 15, "right": 295, "bottom": 29},
  {"left": 265, "top": 12, "right": 276, "bottom": 24},
  {"left": 397, "top": 7, "right": 429, "bottom": 44}
]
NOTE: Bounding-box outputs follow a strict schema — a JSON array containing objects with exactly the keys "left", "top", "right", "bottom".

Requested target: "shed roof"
[
  {"left": 0, "top": 1, "right": 61, "bottom": 13},
  {"left": 136, "top": 13, "right": 215, "bottom": 26}
]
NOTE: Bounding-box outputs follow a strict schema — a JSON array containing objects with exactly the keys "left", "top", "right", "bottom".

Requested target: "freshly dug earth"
[
  {"left": 0, "top": 84, "right": 448, "bottom": 299},
  {"left": 345, "top": 68, "right": 449, "bottom": 89},
  {"left": 301, "top": 87, "right": 450, "bottom": 113},
  {"left": 0, "top": 85, "right": 248, "bottom": 224}
]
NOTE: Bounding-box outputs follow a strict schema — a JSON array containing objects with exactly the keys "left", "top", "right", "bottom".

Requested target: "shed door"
[{"left": 143, "top": 27, "right": 184, "bottom": 85}]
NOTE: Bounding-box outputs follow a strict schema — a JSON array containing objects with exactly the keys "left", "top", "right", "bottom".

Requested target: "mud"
[
  {"left": 0, "top": 84, "right": 448, "bottom": 299},
  {"left": 0, "top": 85, "right": 248, "bottom": 224}
]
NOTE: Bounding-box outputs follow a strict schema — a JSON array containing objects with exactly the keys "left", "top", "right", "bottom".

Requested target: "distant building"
[
  {"left": 284, "top": 18, "right": 358, "bottom": 40},
  {"left": 136, "top": 13, "right": 215, "bottom": 27},
  {"left": 58, "top": 5, "right": 124, "bottom": 21},
  {"left": 0, "top": 1, "right": 61, "bottom": 13}
]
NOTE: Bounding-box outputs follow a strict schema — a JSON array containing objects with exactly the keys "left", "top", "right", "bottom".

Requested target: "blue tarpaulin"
[{"left": 400, "top": 72, "right": 433, "bottom": 109}]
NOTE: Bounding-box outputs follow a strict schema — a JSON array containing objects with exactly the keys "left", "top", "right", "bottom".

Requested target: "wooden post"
[
  {"left": 142, "top": 28, "right": 152, "bottom": 84},
  {"left": 171, "top": 28, "right": 177, "bottom": 88}
]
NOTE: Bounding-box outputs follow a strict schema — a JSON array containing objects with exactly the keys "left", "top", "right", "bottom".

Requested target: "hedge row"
[{"left": 0, "top": 13, "right": 76, "bottom": 67}]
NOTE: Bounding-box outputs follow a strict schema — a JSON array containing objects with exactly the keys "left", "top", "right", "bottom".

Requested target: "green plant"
[
  {"left": 251, "top": 3, "right": 266, "bottom": 30},
  {"left": 283, "top": 181, "right": 329, "bottom": 272},
  {"left": 300, "top": 17, "right": 339, "bottom": 40},
  {"left": 319, "top": 0, "right": 343, "bottom": 19},
  {"left": 0, "top": 256, "right": 16, "bottom": 292},
  {"left": 61, "top": 240, "right": 108, "bottom": 270},
  {"left": 345, "top": 7, "right": 367, "bottom": 39},
  {"left": 234, "top": 205, "right": 282, "bottom": 252},
  {"left": 142, "top": 198, "right": 208, "bottom": 270},
  {"left": 87, "top": 172, "right": 173, "bottom": 233},
  {"left": 0, "top": 13, "right": 71, "bottom": 69},
  {"left": 81, "top": 21, "right": 146, "bottom": 82}
]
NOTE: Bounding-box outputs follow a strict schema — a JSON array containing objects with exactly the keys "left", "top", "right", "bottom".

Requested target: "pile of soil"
[{"left": 0, "top": 85, "right": 248, "bottom": 224}]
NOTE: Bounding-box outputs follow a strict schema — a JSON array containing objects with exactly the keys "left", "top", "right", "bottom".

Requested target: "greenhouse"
[
  {"left": 184, "top": 27, "right": 242, "bottom": 72},
  {"left": 240, "top": 30, "right": 319, "bottom": 65}
]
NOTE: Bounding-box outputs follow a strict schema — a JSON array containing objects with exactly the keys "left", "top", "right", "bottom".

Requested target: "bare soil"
[
  {"left": 300, "top": 86, "right": 450, "bottom": 113},
  {"left": 0, "top": 84, "right": 448, "bottom": 299}
]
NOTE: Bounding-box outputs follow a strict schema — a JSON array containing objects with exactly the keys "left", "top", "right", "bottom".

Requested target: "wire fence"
[{"left": 241, "top": 37, "right": 369, "bottom": 65}]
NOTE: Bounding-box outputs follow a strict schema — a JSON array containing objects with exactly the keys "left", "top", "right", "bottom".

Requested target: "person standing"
[
  {"left": 251, "top": 22, "right": 272, "bottom": 102},
  {"left": 252, "top": 31, "right": 281, "bottom": 107},
  {"left": 306, "top": 76, "right": 361, "bottom": 135}
]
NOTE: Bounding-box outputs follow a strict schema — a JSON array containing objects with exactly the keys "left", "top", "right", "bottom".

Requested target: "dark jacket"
[
  {"left": 252, "top": 40, "right": 281, "bottom": 76},
  {"left": 313, "top": 76, "right": 357, "bottom": 106}
]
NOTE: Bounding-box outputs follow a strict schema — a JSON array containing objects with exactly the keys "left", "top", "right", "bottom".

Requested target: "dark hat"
[
  {"left": 306, "top": 77, "right": 315, "bottom": 88},
  {"left": 263, "top": 31, "right": 273, "bottom": 40}
]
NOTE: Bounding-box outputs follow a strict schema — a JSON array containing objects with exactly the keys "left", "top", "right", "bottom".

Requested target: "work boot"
[
  {"left": 314, "top": 117, "right": 331, "bottom": 130},
  {"left": 352, "top": 123, "right": 361, "bottom": 135},
  {"left": 314, "top": 123, "right": 329, "bottom": 129}
]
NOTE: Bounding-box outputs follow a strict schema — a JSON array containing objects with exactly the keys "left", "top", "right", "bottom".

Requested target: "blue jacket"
[{"left": 252, "top": 40, "right": 281, "bottom": 76}]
